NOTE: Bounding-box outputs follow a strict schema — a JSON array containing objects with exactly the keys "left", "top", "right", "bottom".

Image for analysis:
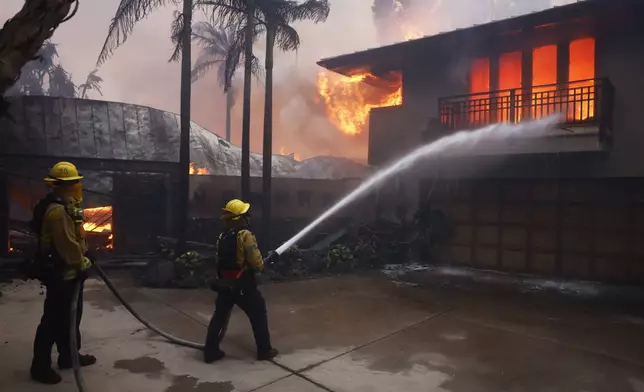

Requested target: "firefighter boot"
[
  {"left": 58, "top": 354, "right": 97, "bottom": 370},
  {"left": 204, "top": 349, "right": 226, "bottom": 364},
  {"left": 257, "top": 348, "right": 278, "bottom": 361},
  {"left": 30, "top": 361, "right": 62, "bottom": 385}
]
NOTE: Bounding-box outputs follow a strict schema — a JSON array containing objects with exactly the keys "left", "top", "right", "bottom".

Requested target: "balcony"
[{"left": 437, "top": 78, "right": 614, "bottom": 155}]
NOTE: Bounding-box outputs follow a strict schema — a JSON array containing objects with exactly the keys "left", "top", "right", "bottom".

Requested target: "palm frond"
[
  {"left": 194, "top": 0, "right": 245, "bottom": 26},
  {"left": 191, "top": 56, "right": 222, "bottom": 82},
  {"left": 169, "top": 9, "right": 186, "bottom": 62},
  {"left": 273, "top": 23, "right": 300, "bottom": 52},
  {"left": 97, "top": 0, "right": 171, "bottom": 66},
  {"left": 282, "top": 0, "right": 330, "bottom": 24}
]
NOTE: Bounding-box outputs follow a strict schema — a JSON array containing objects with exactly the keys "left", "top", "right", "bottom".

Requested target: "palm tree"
[
  {"left": 78, "top": 69, "right": 103, "bottom": 99},
  {"left": 189, "top": 21, "right": 261, "bottom": 142},
  {"left": 6, "top": 40, "right": 77, "bottom": 98},
  {"left": 201, "top": 0, "right": 329, "bottom": 250},
  {"left": 97, "top": 0, "right": 195, "bottom": 253},
  {"left": 257, "top": 0, "right": 329, "bottom": 251},
  {"left": 0, "top": 0, "right": 79, "bottom": 103}
]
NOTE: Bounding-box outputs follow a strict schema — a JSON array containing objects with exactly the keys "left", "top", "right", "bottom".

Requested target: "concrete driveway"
[{"left": 2, "top": 271, "right": 644, "bottom": 391}]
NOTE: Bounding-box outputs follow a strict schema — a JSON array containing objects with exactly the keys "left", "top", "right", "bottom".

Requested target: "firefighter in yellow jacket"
[
  {"left": 29, "top": 162, "right": 96, "bottom": 384},
  {"left": 204, "top": 199, "right": 278, "bottom": 363}
]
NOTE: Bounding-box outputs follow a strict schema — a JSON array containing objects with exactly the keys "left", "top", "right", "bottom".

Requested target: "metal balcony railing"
[{"left": 439, "top": 78, "right": 614, "bottom": 142}]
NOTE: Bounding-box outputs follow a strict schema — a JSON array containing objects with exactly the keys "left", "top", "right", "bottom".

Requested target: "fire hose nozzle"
[{"left": 264, "top": 251, "right": 279, "bottom": 265}]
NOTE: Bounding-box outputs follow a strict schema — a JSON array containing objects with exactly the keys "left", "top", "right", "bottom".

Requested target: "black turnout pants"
[
  {"left": 32, "top": 279, "right": 84, "bottom": 367},
  {"left": 205, "top": 287, "right": 272, "bottom": 354}
]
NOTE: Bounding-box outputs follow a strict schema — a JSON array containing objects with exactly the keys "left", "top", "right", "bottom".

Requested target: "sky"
[{"left": 1, "top": 0, "right": 577, "bottom": 160}]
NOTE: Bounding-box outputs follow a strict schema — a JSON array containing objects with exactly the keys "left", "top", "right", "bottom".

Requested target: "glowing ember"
[
  {"left": 317, "top": 71, "right": 402, "bottom": 136},
  {"left": 189, "top": 162, "right": 209, "bottom": 175}
]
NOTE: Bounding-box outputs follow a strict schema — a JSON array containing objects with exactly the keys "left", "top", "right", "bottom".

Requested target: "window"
[
  {"left": 568, "top": 37, "right": 595, "bottom": 121},
  {"left": 297, "top": 191, "right": 312, "bottom": 207},
  {"left": 469, "top": 57, "right": 490, "bottom": 125},
  {"left": 532, "top": 45, "right": 557, "bottom": 118},
  {"left": 498, "top": 51, "right": 523, "bottom": 122}
]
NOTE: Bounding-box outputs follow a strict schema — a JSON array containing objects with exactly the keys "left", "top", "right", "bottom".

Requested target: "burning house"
[
  {"left": 0, "top": 96, "right": 373, "bottom": 255},
  {"left": 318, "top": 0, "right": 644, "bottom": 283}
]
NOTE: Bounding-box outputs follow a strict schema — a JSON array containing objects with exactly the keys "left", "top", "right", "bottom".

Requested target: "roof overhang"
[{"left": 317, "top": 1, "right": 632, "bottom": 78}]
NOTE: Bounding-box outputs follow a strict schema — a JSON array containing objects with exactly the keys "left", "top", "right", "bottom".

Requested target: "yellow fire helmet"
[
  {"left": 222, "top": 199, "right": 250, "bottom": 221},
  {"left": 44, "top": 161, "right": 84, "bottom": 183}
]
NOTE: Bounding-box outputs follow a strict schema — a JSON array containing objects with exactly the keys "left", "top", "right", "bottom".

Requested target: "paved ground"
[{"left": 2, "top": 270, "right": 644, "bottom": 391}]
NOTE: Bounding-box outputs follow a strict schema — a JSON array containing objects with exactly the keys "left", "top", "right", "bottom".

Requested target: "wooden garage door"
[{"left": 425, "top": 178, "right": 644, "bottom": 283}]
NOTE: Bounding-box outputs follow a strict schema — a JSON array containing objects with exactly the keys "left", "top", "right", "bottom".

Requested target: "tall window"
[
  {"left": 469, "top": 57, "right": 490, "bottom": 125},
  {"left": 498, "top": 51, "right": 522, "bottom": 122},
  {"left": 532, "top": 45, "right": 557, "bottom": 119},
  {"left": 569, "top": 37, "right": 595, "bottom": 121}
]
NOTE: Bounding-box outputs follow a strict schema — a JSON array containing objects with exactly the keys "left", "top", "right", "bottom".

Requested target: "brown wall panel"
[
  {"left": 477, "top": 248, "right": 498, "bottom": 267},
  {"left": 562, "top": 255, "right": 591, "bottom": 278},
  {"left": 533, "top": 206, "right": 557, "bottom": 226},
  {"left": 533, "top": 253, "right": 557, "bottom": 274},
  {"left": 502, "top": 250, "right": 527, "bottom": 270},
  {"left": 502, "top": 228, "right": 528, "bottom": 250},
  {"left": 561, "top": 230, "right": 591, "bottom": 252},
  {"left": 453, "top": 226, "right": 473, "bottom": 246},
  {"left": 450, "top": 204, "right": 473, "bottom": 223},
  {"left": 502, "top": 206, "right": 528, "bottom": 224},
  {"left": 451, "top": 246, "right": 472, "bottom": 264},
  {"left": 476, "top": 205, "right": 499, "bottom": 223},
  {"left": 477, "top": 226, "right": 499, "bottom": 245},
  {"left": 533, "top": 230, "right": 557, "bottom": 251}
]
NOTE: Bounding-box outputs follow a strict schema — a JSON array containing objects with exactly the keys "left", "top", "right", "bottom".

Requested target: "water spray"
[
  {"left": 68, "top": 115, "right": 562, "bottom": 392},
  {"left": 276, "top": 114, "right": 562, "bottom": 255}
]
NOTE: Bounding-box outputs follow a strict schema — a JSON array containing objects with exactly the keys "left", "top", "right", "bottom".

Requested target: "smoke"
[{"left": 1, "top": 0, "right": 578, "bottom": 162}]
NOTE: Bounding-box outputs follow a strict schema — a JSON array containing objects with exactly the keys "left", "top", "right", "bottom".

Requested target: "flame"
[
  {"left": 568, "top": 37, "right": 595, "bottom": 121},
  {"left": 279, "top": 147, "right": 301, "bottom": 161},
  {"left": 317, "top": 71, "right": 402, "bottom": 136},
  {"left": 189, "top": 162, "right": 209, "bottom": 175},
  {"left": 400, "top": 21, "right": 424, "bottom": 40},
  {"left": 83, "top": 206, "right": 114, "bottom": 250},
  {"left": 83, "top": 206, "right": 112, "bottom": 233}
]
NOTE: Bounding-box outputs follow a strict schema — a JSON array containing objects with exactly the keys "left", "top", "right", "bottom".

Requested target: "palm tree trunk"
[
  {"left": 225, "top": 88, "right": 232, "bottom": 142},
  {"left": 240, "top": 0, "right": 255, "bottom": 201},
  {"left": 261, "top": 21, "right": 275, "bottom": 253},
  {"left": 176, "top": 0, "right": 193, "bottom": 254},
  {"left": 0, "top": 0, "right": 76, "bottom": 97}
]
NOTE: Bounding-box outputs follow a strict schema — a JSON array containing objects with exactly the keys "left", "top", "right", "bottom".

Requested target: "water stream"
[{"left": 276, "top": 114, "right": 563, "bottom": 255}]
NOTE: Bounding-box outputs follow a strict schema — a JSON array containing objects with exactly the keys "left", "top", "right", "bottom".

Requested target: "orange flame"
[
  {"left": 317, "top": 71, "right": 402, "bottom": 136},
  {"left": 83, "top": 206, "right": 112, "bottom": 233},
  {"left": 400, "top": 21, "right": 423, "bottom": 40},
  {"left": 83, "top": 206, "right": 114, "bottom": 250},
  {"left": 279, "top": 147, "right": 301, "bottom": 161},
  {"left": 189, "top": 162, "right": 209, "bottom": 175}
]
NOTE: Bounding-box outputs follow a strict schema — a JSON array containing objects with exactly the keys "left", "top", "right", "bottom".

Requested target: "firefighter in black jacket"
[
  {"left": 29, "top": 162, "right": 96, "bottom": 384},
  {"left": 204, "top": 199, "right": 278, "bottom": 363}
]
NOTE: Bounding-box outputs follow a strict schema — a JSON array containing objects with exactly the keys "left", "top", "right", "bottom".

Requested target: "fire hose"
[{"left": 68, "top": 262, "right": 237, "bottom": 392}]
